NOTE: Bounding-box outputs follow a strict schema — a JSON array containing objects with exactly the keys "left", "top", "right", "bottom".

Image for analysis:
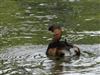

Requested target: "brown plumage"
[{"left": 46, "top": 25, "right": 80, "bottom": 58}]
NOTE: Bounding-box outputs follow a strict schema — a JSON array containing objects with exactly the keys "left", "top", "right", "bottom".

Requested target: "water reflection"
[{"left": 48, "top": 61, "right": 64, "bottom": 75}]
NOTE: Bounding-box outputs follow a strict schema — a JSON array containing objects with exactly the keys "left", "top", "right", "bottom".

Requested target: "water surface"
[
  {"left": 0, "top": 44, "right": 100, "bottom": 75},
  {"left": 0, "top": 0, "right": 100, "bottom": 75}
]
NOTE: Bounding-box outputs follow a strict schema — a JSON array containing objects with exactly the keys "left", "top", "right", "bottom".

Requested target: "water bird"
[{"left": 46, "top": 25, "right": 80, "bottom": 59}]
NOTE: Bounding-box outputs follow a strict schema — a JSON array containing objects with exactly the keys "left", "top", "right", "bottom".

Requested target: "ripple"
[
  {"left": 77, "top": 31, "right": 100, "bottom": 36},
  {"left": 34, "top": 15, "right": 57, "bottom": 20},
  {"left": 0, "top": 44, "right": 100, "bottom": 75}
]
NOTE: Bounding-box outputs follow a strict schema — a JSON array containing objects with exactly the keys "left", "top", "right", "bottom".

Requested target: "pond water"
[
  {"left": 0, "top": 44, "right": 100, "bottom": 75},
  {"left": 0, "top": 0, "right": 100, "bottom": 75}
]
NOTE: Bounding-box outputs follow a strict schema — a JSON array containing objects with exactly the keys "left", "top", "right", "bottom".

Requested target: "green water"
[
  {"left": 0, "top": 0, "right": 100, "bottom": 75},
  {"left": 0, "top": 0, "right": 100, "bottom": 49}
]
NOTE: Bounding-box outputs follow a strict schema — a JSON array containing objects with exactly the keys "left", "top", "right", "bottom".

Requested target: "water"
[
  {"left": 0, "top": 0, "right": 100, "bottom": 75},
  {"left": 0, "top": 44, "right": 100, "bottom": 75}
]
